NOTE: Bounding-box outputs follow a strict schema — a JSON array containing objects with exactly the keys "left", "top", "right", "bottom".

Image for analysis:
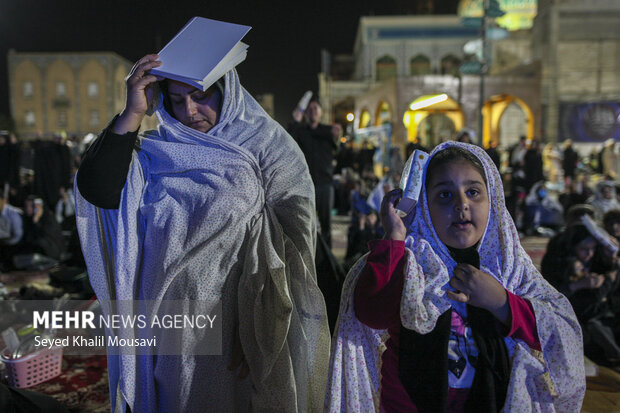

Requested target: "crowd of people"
[
  {"left": 2, "top": 93, "right": 620, "bottom": 405},
  {"left": 0, "top": 133, "right": 84, "bottom": 273},
  {"left": 327, "top": 132, "right": 620, "bottom": 370}
]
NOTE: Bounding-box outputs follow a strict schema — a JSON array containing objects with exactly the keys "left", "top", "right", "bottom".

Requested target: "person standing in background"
[{"left": 288, "top": 97, "right": 342, "bottom": 247}]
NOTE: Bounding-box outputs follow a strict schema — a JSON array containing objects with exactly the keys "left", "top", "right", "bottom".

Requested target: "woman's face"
[
  {"left": 575, "top": 236, "right": 597, "bottom": 264},
  {"left": 167, "top": 80, "right": 222, "bottom": 133},
  {"left": 426, "top": 160, "right": 490, "bottom": 249}
]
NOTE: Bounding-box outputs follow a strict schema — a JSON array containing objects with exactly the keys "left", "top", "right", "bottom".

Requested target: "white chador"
[{"left": 75, "top": 69, "right": 330, "bottom": 413}]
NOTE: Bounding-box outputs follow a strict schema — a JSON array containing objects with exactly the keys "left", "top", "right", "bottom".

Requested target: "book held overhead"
[{"left": 150, "top": 16, "right": 251, "bottom": 91}]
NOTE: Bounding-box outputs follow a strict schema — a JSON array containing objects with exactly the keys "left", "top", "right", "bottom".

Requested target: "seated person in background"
[
  {"left": 559, "top": 177, "right": 590, "bottom": 213},
  {"left": 524, "top": 181, "right": 564, "bottom": 235},
  {"left": 603, "top": 209, "right": 620, "bottom": 242},
  {"left": 55, "top": 186, "right": 75, "bottom": 230},
  {"left": 548, "top": 223, "right": 620, "bottom": 364},
  {"left": 20, "top": 196, "right": 64, "bottom": 261},
  {"left": 0, "top": 193, "right": 23, "bottom": 270},
  {"left": 345, "top": 210, "right": 381, "bottom": 267},
  {"left": 590, "top": 181, "right": 620, "bottom": 223},
  {"left": 541, "top": 204, "right": 595, "bottom": 280}
]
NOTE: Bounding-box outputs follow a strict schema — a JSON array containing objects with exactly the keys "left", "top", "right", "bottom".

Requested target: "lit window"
[
  {"left": 58, "top": 110, "right": 67, "bottom": 127},
  {"left": 23, "top": 82, "right": 33, "bottom": 97},
  {"left": 88, "top": 82, "right": 99, "bottom": 98},
  {"left": 24, "top": 110, "right": 35, "bottom": 126},
  {"left": 56, "top": 82, "right": 67, "bottom": 97},
  {"left": 89, "top": 110, "right": 99, "bottom": 126}
]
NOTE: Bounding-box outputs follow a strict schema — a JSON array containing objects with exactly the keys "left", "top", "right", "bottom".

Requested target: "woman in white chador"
[{"left": 75, "top": 52, "right": 329, "bottom": 412}]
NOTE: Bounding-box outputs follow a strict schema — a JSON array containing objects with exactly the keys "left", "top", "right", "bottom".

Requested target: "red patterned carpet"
[{"left": 23, "top": 355, "right": 110, "bottom": 412}]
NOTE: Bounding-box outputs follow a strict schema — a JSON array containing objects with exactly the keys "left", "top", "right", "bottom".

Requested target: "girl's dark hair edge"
[{"left": 426, "top": 146, "right": 487, "bottom": 185}]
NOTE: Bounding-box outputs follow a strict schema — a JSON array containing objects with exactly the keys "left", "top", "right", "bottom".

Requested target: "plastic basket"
[{"left": 1, "top": 346, "right": 63, "bottom": 388}]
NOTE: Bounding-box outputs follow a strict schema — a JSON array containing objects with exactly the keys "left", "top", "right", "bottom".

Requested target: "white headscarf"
[
  {"left": 76, "top": 69, "right": 330, "bottom": 413},
  {"left": 326, "top": 141, "right": 585, "bottom": 412}
]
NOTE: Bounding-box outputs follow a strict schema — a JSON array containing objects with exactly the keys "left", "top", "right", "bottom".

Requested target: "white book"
[{"left": 150, "top": 17, "right": 251, "bottom": 91}]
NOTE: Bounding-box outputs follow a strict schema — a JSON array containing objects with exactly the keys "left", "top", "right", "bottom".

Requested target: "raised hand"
[
  {"left": 380, "top": 189, "right": 414, "bottom": 241},
  {"left": 113, "top": 54, "right": 163, "bottom": 135}
]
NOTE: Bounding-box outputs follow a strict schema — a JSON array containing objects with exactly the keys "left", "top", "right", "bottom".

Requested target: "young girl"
[{"left": 326, "top": 142, "right": 585, "bottom": 412}]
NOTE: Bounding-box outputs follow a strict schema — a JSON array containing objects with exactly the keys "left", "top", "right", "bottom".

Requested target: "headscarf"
[
  {"left": 590, "top": 181, "right": 620, "bottom": 222},
  {"left": 326, "top": 141, "right": 585, "bottom": 412},
  {"left": 75, "top": 69, "right": 330, "bottom": 412}
]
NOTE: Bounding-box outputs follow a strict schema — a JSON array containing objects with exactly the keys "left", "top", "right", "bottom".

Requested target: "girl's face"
[
  {"left": 426, "top": 160, "right": 489, "bottom": 249},
  {"left": 575, "top": 236, "right": 596, "bottom": 264}
]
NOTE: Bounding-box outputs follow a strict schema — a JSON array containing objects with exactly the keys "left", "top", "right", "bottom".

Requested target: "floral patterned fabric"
[
  {"left": 326, "top": 141, "right": 585, "bottom": 412},
  {"left": 76, "top": 69, "right": 330, "bottom": 413}
]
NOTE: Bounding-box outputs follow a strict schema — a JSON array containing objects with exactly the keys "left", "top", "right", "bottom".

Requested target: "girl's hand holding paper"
[{"left": 380, "top": 188, "right": 415, "bottom": 241}]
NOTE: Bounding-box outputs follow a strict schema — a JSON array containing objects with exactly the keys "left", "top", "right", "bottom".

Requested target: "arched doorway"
[
  {"left": 418, "top": 114, "right": 456, "bottom": 148},
  {"left": 375, "top": 101, "right": 392, "bottom": 126},
  {"left": 402, "top": 94, "right": 465, "bottom": 148},
  {"left": 358, "top": 108, "right": 372, "bottom": 129},
  {"left": 482, "top": 94, "right": 534, "bottom": 149}
]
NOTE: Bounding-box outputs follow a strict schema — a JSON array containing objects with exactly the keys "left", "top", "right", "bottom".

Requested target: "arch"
[
  {"left": 376, "top": 55, "right": 397, "bottom": 82},
  {"left": 440, "top": 54, "right": 462, "bottom": 76},
  {"left": 402, "top": 94, "right": 464, "bottom": 148},
  {"left": 375, "top": 101, "right": 392, "bottom": 126},
  {"left": 358, "top": 108, "right": 372, "bottom": 129},
  {"left": 418, "top": 114, "right": 457, "bottom": 148},
  {"left": 410, "top": 54, "right": 431, "bottom": 76},
  {"left": 482, "top": 94, "right": 534, "bottom": 148}
]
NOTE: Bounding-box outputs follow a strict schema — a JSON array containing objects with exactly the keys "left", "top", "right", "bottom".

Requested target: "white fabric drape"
[
  {"left": 326, "top": 141, "right": 585, "bottom": 412},
  {"left": 76, "top": 69, "right": 330, "bottom": 413}
]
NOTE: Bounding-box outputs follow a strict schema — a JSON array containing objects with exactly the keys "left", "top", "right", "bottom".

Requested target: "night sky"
[{"left": 0, "top": 0, "right": 458, "bottom": 125}]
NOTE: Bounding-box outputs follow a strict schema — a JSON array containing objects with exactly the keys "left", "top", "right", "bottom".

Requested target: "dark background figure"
[
  {"left": 32, "top": 140, "right": 72, "bottom": 209},
  {"left": 0, "top": 133, "right": 20, "bottom": 194},
  {"left": 560, "top": 178, "right": 591, "bottom": 214},
  {"left": 357, "top": 139, "right": 376, "bottom": 176},
  {"left": 405, "top": 141, "right": 429, "bottom": 160},
  {"left": 523, "top": 139, "right": 544, "bottom": 194},
  {"left": 485, "top": 141, "right": 501, "bottom": 172},
  {"left": 562, "top": 139, "right": 579, "bottom": 187},
  {"left": 541, "top": 204, "right": 595, "bottom": 281},
  {"left": 345, "top": 210, "right": 381, "bottom": 269},
  {"left": 288, "top": 97, "right": 341, "bottom": 247},
  {"left": 19, "top": 196, "right": 64, "bottom": 261},
  {"left": 0, "top": 382, "right": 69, "bottom": 413},
  {"left": 0, "top": 193, "right": 24, "bottom": 271},
  {"left": 603, "top": 210, "right": 620, "bottom": 242},
  {"left": 543, "top": 224, "right": 620, "bottom": 365},
  {"left": 335, "top": 140, "right": 355, "bottom": 175},
  {"left": 454, "top": 129, "right": 473, "bottom": 144}
]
